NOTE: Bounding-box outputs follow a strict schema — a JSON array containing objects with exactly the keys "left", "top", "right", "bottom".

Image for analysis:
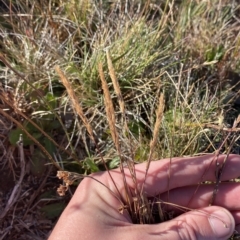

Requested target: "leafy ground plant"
[{"left": 1, "top": 0, "right": 240, "bottom": 239}]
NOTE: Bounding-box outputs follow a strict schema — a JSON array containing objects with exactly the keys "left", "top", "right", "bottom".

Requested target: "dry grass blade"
[
  {"left": 98, "top": 62, "right": 120, "bottom": 152},
  {"left": 0, "top": 56, "right": 76, "bottom": 159},
  {"left": 0, "top": 54, "right": 44, "bottom": 98},
  {"left": 106, "top": 49, "right": 125, "bottom": 116},
  {"left": 165, "top": 71, "right": 216, "bottom": 151},
  {"left": 106, "top": 49, "right": 137, "bottom": 180},
  {"left": 0, "top": 107, "right": 60, "bottom": 169},
  {"left": 210, "top": 115, "right": 240, "bottom": 206},
  {"left": 146, "top": 93, "right": 165, "bottom": 172},
  {"left": 55, "top": 65, "right": 123, "bottom": 201},
  {"left": 55, "top": 65, "right": 95, "bottom": 142},
  {"left": 105, "top": 51, "right": 146, "bottom": 222},
  {"left": 0, "top": 93, "right": 78, "bottom": 164},
  {"left": 98, "top": 62, "right": 133, "bottom": 213},
  {"left": 139, "top": 93, "right": 164, "bottom": 223},
  {"left": 204, "top": 124, "right": 240, "bottom": 132},
  {"left": 22, "top": 166, "right": 52, "bottom": 219},
  {"left": 187, "top": 115, "right": 240, "bottom": 209},
  {"left": 2, "top": 1, "right": 240, "bottom": 239},
  {"left": 0, "top": 135, "right": 25, "bottom": 219}
]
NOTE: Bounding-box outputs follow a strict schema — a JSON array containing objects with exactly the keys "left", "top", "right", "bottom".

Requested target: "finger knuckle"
[{"left": 176, "top": 220, "right": 198, "bottom": 240}]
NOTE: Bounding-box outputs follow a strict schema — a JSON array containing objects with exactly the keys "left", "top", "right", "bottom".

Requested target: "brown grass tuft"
[
  {"left": 98, "top": 62, "right": 120, "bottom": 152},
  {"left": 55, "top": 65, "right": 95, "bottom": 142},
  {"left": 146, "top": 93, "right": 165, "bottom": 172},
  {"left": 106, "top": 49, "right": 125, "bottom": 115}
]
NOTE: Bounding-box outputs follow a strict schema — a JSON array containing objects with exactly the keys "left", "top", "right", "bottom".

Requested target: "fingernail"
[{"left": 209, "top": 209, "right": 234, "bottom": 238}]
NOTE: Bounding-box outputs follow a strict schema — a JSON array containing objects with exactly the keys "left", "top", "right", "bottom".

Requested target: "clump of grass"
[
  {"left": 57, "top": 52, "right": 240, "bottom": 238},
  {"left": 1, "top": 0, "right": 240, "bottom": 238}
]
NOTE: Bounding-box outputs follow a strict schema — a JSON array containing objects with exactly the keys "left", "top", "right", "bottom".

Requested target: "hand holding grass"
[{"left": 49, "top": 154, "right": 240, "bottom": 240}]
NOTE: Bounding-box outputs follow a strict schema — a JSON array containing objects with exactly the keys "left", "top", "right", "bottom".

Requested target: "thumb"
[{"left": 134, "top": 206, "right": 235, "bottom": 240}]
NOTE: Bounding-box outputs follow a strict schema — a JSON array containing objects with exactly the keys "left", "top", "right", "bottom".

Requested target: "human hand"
[{"left": 49, "top": 154, "right": 240, "bottom": 240}]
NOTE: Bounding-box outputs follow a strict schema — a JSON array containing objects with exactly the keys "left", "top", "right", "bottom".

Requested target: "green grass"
[{"left": 1, "top": 0, "right": 240, "bottom": 238}]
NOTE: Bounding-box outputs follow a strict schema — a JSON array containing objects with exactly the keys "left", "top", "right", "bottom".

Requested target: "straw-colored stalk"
[
  {"left": 55, "top": 65, "right": 95, "bottom": 142},
  {"left": 106, "top": 49, "right": 129, "bottom": 136},
  {"left": 146, "top": 93, "right": 165, "bottom": 171},
  {"left": 106, "top": 49, "right": 137, "bottom": 175},
  {"left": 140, "top": 93, "right": 164, "bottom": 219},
  {"left": 56, "top": 65, "right": 124, "bottom": 200},
  {"left": 98, "top": 62, "right": 120, "bottom": 152},
  {"left": 105, "top": 52, "right": 144, "bottom": 219},
  {"left": 106, "top": 49, "right": 125, "bottom": 115},
  {"left": 98, "top": 62, "right": 134, "bottom": 214}
]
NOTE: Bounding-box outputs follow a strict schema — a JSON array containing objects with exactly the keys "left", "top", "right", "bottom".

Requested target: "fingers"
[
  {"left": 120, "top": 154, "right": 240, "bottom": 196},
  {"left": 132, "top": 206, "right": 234, "bottom": 240},
  {"left": 158, "top": 182, "right": 240, "bottom": 228},
  {"left": 231, "top": 212, "right": 240, "bottom": 232},
  {"left": 161, "top": 182, "right": 240, "bottom": 211}
]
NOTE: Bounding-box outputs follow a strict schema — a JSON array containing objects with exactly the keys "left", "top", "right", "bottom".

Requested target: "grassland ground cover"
[{"left": 1, "top": 0, "right": 240, "bottom": 239}]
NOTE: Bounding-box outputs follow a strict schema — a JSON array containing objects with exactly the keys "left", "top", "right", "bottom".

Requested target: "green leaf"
[
  {"left": 109, "top": 157, "right": 120, "bottom": 169},
  {"left": 44, "top": 92, "right": 57, "bottom": 109},
  {"left": 128, "top": 120, "right": 146, "bottom": 138},
  {"left": 85, "top": 158, "right": 99, "bottom": 173},
  {"left": 38, "top": 190, "right": 56, "bottom": 199},
  {"left": 8, "top": 128, "right": 32, "bottom": 146},
  {"left": 205, "top": 45, "right": 224, "bottom": 62},
  {"left": 32, "top": 132, "right": 42, "bottom": 140},
  {"left": 25, "top": 121, "right": 40, "bottom": 133},
  {"left": 43, "top": 137, "right": 56, "bottom": 156},
  {"left": 30, "top": 150, "right": 47, "bottom": 177},
  {"left": 41, "top": 202, "right": 66, "bottom": 219}
]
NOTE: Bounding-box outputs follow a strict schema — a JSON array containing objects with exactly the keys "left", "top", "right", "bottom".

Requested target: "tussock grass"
[{"left": 1, "top": 0, "right": 240, "bottom": 238}]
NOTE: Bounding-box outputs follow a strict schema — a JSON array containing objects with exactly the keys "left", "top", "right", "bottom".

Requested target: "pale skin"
[{"left": 49, "top": 154, "right": 240, "bottom": 240}]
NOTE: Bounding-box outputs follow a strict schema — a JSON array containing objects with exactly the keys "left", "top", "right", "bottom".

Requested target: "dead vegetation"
[{"left": 1, "top": 0, "right": 240, "bottom": 239}]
